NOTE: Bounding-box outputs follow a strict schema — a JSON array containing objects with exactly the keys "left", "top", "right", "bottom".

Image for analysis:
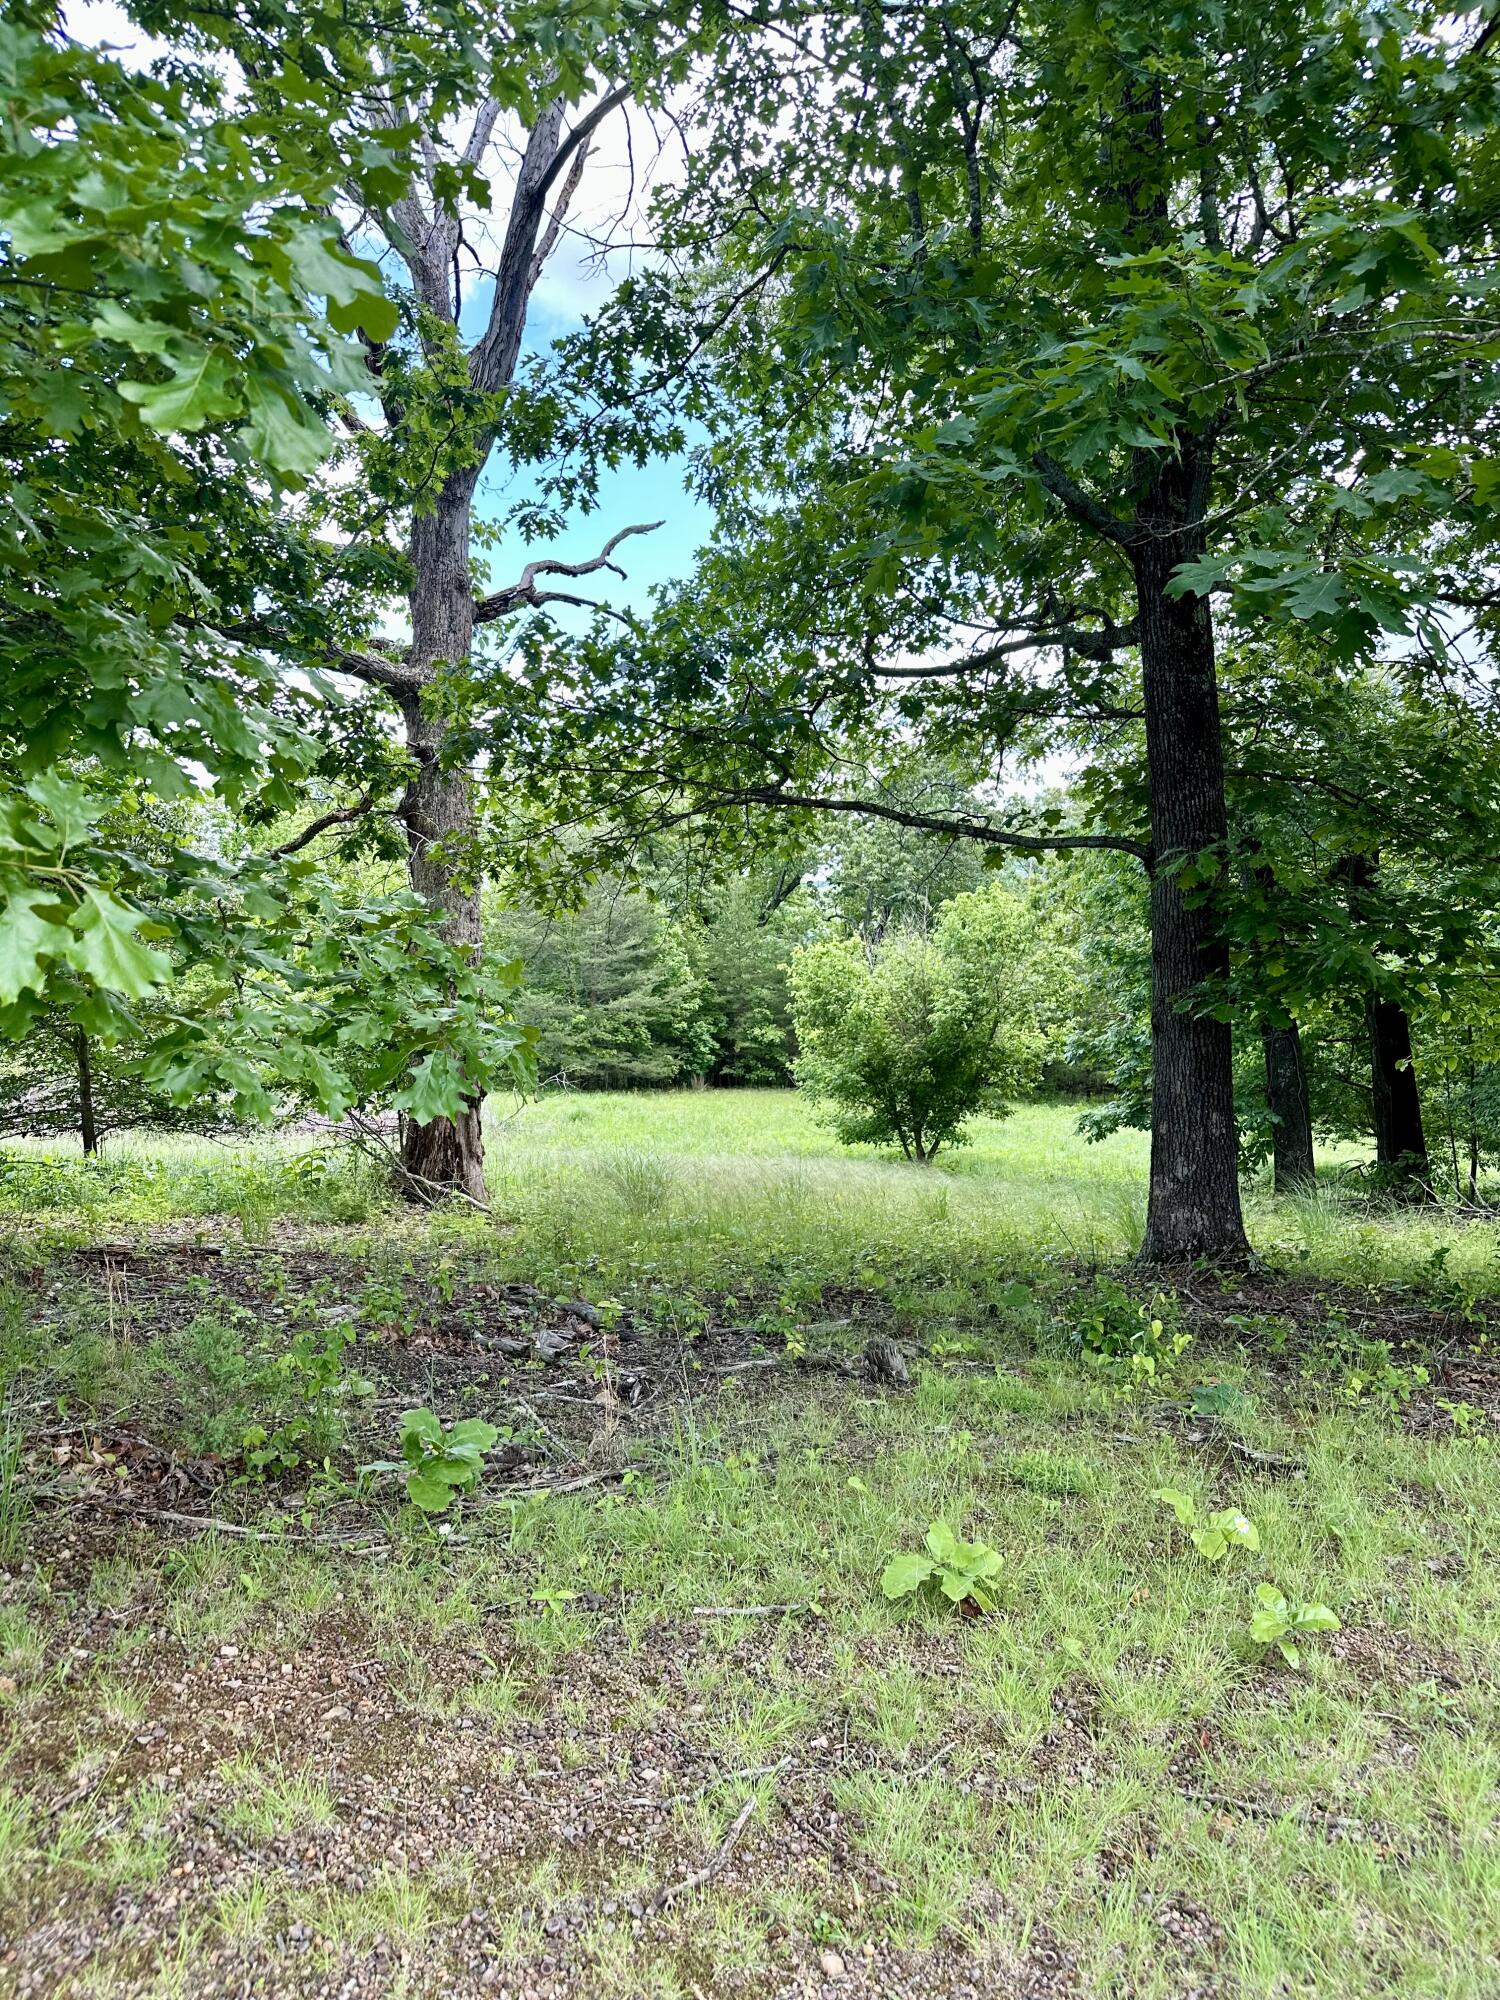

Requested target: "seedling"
[
  {"left": 365, "top": 1407, "right": 499, "bottom": 1514},
  {"left": 1248, "top": 1583, "right": 1340, "bottom": 1667},
  {"left": 1153, "top": 1488, "right": 1261, "bottom": 1560},
  {"left": 881, "top": 1519, "right": 1003, "bottom": 1614}
]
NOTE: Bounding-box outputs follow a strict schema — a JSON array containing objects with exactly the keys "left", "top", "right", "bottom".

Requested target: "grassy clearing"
[{"left": 0, "top": 1094, "right": 1497, "bottom": 1995}]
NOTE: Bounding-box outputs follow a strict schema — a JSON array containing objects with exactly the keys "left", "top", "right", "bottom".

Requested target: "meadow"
[{"left": 0, "top": 1093, "right": 1497, "bottom": 1998}]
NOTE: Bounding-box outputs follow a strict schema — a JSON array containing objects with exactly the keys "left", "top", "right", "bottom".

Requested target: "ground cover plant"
[{"left": 0, "top": 1095, "right": 1497, "bottom": 1998}]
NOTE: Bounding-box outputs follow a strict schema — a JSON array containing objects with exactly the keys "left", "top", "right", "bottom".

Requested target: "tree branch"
[
  {"left": 682, "top": 785, "right": 1151, "bottom": 862},
  {"left": 473, "top": 521, "right": 664, "bottom": 624},
  {"left": 468, "top": 102, "right": 566, "bottom": 393},
  {"left": 1031, "top": 452, "right": 1135, "bottom": 547},
  {"left": 533, "top": 84, "right": 632, "bottom": 208},
  {"left": 268, "top": 790, "right": 383, "bottom": 858},
  {"left": 529, "top": 134, "right": 592, "bottom": 294}
]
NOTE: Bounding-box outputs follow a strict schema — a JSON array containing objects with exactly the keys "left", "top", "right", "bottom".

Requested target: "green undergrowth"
[
  {"left": 1, "top": 1366, "right": 1497, "bottom": 1997},
  {"left": 6, "top": 1096, "right": 1500, "bottom": 1309}
]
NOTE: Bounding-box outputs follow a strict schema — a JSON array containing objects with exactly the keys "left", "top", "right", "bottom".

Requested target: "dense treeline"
[{"left": 11, "top": 764, "right": 1500, "bottom": 1204}]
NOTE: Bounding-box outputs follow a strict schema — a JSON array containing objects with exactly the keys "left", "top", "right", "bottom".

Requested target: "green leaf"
[
  {"left": 0, "top": 889, "right": 63, "bottom": 1003},
  {"left": 1293, "top": 1603, "right": 1341, "bottom": 1632},
  {"left": 881, "top": 1552, "right": 936, "bottom": 1600},
  {"left": 64, "top": 890, "right": 169, "bottom": 998},
  {"left": 447, "top": 1418, "right": 500, "bottom": 1455},
  {"left": 924, "top": 1519, "right": 958, "bottom": 1562},
  {"left": 400, "top": 1407, "right": 445, "bottom": 1455},
  {"left": 1153, "top": 1487, "right": 1197, "bottom": 1527},
  {"left": 1250, "top": 1605, "right": 1289, "bottom": 1643},
  {"left": 25, "top": 772, "right": 103, "bottom": 848},
  {"left": 118, "top": 350, "right": 236, "bottom": 433},
  {"left": 406, "top": 1467, "right": 459, "bottom": 1512},
  {"left": 241, "top": 383, "right": 329, "bottom": 478},
  {"left": 286, "top": 227, "right": 399, "bottom": 341}
]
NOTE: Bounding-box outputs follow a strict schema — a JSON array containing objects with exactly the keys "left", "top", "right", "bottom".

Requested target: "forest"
[{"left": 3, "top": 2, "right": 1500, "bottom": 1996}]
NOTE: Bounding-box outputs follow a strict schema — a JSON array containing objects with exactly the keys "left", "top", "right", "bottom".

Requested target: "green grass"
[
  {"left": 7, "top": 1092, "right": 1498, "bottom": 1298},
  {"left": 1, "top": 1091, "right": 1499, "bottom": 1995},
  {"left": 3, "top": 1364, "right": 1497, "bottom": 1995}
]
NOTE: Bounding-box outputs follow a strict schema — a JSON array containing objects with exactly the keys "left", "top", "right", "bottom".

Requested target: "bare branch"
[
  {"left": 462, "top": 96, "right": 503, "bottom": 168},
  {"left": 677, "top": 785, "right": 1151, "bottom": 863},
  {"left": 326, "top": 645, "right": 423, "bottom": 693},
  {"left": 474, "top": 522, "right": 664, "bottom": 624},
  {"left": 268, "top": 790, "right": 383, "bottom": 859},
  {"left": 533, "top": 84, "right": 632, "bottom": 208},
  {"left": 468, "top": 102, "right": 566, "bottom": 392},
  {"left": 529, "top": 133, "right": 592, "bottom": 294}
]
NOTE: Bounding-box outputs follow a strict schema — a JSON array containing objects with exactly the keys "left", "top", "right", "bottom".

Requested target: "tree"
[
  {"left": 490, "top": 880, "right": 713, "bottom": 1088},
  {"left": 0, "top": 4, "right": 549, "bottom": 1155},
  {"left": 683, "top": 871, "right": 812, "bottom": 1085},
  {"left": 506, "top": 0, "right": 1500, "bottom": 1261},
  {"left": 789, "top": 886, "right": 1039, "bottom": 1163},
  {"left": 186, "top": 0, "right": 712, "bottom": 1198}
]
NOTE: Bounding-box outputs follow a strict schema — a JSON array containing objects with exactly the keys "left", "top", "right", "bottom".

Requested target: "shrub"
[{"left": 788, "top": 887, "right": 1040, "bottom": 1163}]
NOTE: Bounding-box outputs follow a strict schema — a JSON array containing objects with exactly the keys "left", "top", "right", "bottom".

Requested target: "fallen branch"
[
  {"left": 691, "top": 1602, "right": 809, "bottom": 1618},
  {"left": 647, "top": 1791, "right": 758, "bottom": 1912},
  {"left": 636, "top": 1756, "right": 794, "bottom": 1809}
]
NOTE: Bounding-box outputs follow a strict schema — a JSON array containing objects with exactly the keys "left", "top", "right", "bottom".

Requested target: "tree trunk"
[
  {"left": 1261, "top": 1020, "right": 1315, "bottom": 1193},
  {"left": 1467, "top": 1034, "right": 1481, "bottom": 1204},
  {"left": 74, "top": 1028, "right": 98, "bottom": 1157},
  {"left": 1366, "top": 994, "right": 1431, "bottom": 1199},
  {"left": 1134, "top": 473, "right": 1250, "bottom": 1265},
  {"left": 396, "top": 476, "right": 488, "bottom": 1205}
]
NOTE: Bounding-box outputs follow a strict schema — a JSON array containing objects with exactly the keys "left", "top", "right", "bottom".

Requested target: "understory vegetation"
[{"left": 1, "top": 1099, "right": 1498, "bottom": 1997}]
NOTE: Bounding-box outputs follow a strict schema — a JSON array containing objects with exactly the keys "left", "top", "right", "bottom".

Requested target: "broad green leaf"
[
  {"left": 924, "top": 1519, "right": 958, "bottom": 1562},
  {"left": 406, "top": 1467, "right": 460, "bottom": 1512},
  {"left": 881, "top": 1552, "right": 936, "bottom": 1600},
  {"left": 0, "top": 888, "right": 65, "bottom": 1003},
  {"left": 1292, "top": 1603, "right": 1341, "bottom": 1632},
  {"left": 241, "top": 383, "right": 329, "bottom": 478},
  {"left": 64, "top": 889, "right": 169, "bottom": 998},
  {"left": 119, "top": 351, "right": 235, "bottom": 433}
]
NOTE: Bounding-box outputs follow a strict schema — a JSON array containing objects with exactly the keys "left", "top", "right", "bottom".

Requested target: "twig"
[
  {"left": 908, "top": 1741, "right": 956, "bottom": 1780},
  {"left": 66, "top": 1498, "right": 380, "bottom": 1549},
  {"left": 647, "top": 1791, "right": 758, "bottom": 1911},
  {"left": 510, "top": 1397, "right": 570, "bottom": 1457},
  {"left": 691, "top": 1602, "right": 809, "bottom": 1618},
  {"left": 635, "top": 1756, "right": 794, "bottom": 1808}
]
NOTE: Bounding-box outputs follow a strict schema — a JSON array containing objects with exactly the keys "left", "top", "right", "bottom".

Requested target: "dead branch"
[{"left": 473, "top": 520, "right": 664, "bottom": 624}]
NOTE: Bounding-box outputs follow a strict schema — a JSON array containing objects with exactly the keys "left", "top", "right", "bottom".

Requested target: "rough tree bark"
[
  {"left": 331, "top": 96, "right": 639, "bottom": 1201},
  {"left": 1339, "top": 853, "right": 1432, "bottom": 1200},
  {"left": 1261, "top": 1021, "right": 1315, "bottom": 1193},
  {"left": 74, "top": 1028, "right": 97, "bottom": 1158},
  {"left": 1367, "top": 994, "right": 1432, "bottom": 1198},
  {"left": 393, "top": 476, "right": 487, "bottom": 1202},
  {"left": 1133, "top": 456, "right": 1251, "bottom": 1265}
]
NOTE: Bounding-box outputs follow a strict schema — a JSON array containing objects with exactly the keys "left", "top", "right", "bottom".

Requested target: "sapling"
[{"left": 1248, "top": 1584, "right": 1341, "bottom": 1668}]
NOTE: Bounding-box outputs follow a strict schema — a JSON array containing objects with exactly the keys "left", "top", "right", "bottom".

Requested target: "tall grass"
[{"left": 4, "top": 1091, "right": 1500, "bottom": 1300}]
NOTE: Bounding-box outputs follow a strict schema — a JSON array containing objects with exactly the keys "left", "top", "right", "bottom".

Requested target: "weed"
[
  {"left": 881, "top": 1520, "right": 1004, "bottom": 1614},
  {"left": 1247, "top": 1583, "right": 1342, "bottom": 1668},
  {"left": 366, "top": 1407, "right": 499, "bottom": 1513},
  {"left": 1153, "top": 1488, "right": 1261, "bottom": 1560}
]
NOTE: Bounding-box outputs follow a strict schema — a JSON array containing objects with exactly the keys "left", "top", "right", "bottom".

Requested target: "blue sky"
[
  {"left": 72, "top": 2, "right": 716, "bottom": 619},
  {"left": 464, "top": 286, "right": 717, "bottom": 618}
]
